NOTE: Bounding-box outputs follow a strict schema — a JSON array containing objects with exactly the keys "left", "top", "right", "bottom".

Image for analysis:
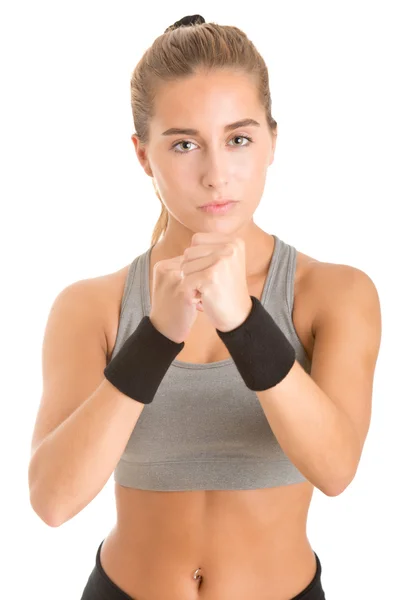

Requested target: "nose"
[{"left": 202, "top": 147, "right": 229, "bottom": 189}]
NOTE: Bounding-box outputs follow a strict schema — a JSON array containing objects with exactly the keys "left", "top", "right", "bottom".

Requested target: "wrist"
[
  {"left": 216, "top": 296, "right": 296, "bottom": 391},
  {"left": 216, "top": 296, "right": 253, "bottom": 333}
]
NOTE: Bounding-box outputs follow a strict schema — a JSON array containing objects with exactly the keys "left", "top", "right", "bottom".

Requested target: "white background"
[{"left": 1, "top": 1, "right": 398, "bottom": 598}]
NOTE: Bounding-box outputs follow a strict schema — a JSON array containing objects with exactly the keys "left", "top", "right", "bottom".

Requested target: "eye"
[
  {"left": 172, "top": 140, "right": 197, "bottom": 153},
  {"left": 228, "top": 135, "right": 254, "bottom": 148},
  {"left": 171, "top": 135, "right": 254, "bottom": 154}
]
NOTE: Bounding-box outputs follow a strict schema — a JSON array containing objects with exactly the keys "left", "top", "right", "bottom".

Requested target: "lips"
[
  {"left": 200, "top": 200, "right": 236, "bottom": 208},
  {"left": 199, "top": 201, "right": 238, "bottom": 215}
]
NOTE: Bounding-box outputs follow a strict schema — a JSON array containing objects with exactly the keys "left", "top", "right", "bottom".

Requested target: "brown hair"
[{"left": 130, "top": 15, "right": 278, "bottom": 247}]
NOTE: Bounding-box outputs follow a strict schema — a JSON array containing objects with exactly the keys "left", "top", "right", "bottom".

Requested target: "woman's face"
[{"left": 132, "top": 69, "right": 277, "bottom": 235}]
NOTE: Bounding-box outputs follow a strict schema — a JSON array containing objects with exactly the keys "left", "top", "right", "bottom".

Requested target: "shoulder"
[
  {"left": 298, "top": 254, "right": 381, "bottom": 337},
  {"left": 53, "top": 263, "right": 132, "bottom": 357},
  {"left": 59, "top": 264, "right": 131, "bottom": 311}
]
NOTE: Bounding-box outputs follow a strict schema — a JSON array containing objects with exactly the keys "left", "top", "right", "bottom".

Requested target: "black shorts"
[{"left": 80, "top": 539, "right": 326, "bottom": 599}]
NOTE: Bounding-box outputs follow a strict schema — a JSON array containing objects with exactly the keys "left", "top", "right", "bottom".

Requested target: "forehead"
[{"left": 151, "top": 70, "right": 264, "bottom": 132}]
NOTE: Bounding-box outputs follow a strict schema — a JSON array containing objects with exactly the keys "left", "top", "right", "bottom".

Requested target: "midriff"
[{"left": 100, "top": 482, "right": 316, "bottom": 600}]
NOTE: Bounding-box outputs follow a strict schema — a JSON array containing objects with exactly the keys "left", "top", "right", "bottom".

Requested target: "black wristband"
[
  {"left": 216, "top": 296, "right": 296, "bottom": 391},
  {"left": 104, "top": 316, "right": 184, "bottom": 404}
]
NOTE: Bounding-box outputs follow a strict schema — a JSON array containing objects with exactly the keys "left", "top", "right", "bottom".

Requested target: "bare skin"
[{"left": 98, "top": 231, "right": 322, "bottom": 600}]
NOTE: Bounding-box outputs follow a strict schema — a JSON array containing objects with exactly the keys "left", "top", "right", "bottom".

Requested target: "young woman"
[{"left": 28, "top": 14, "right": 381, "bottom": 600}]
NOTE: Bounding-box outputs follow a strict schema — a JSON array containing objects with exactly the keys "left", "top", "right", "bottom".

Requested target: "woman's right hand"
[{"left": 149, "top": 255, "right": 202, "bottom": 344}]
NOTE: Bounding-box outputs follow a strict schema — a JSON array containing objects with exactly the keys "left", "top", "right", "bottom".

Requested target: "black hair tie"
[{"left": 164, "top": 14, "right": 205, "bottom": 33}]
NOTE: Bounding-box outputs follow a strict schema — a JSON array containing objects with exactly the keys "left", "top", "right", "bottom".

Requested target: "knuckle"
[
  {"left": 154, "top": 259, "right": 170, "bottom": 274},
  {"left": 191, "top": 233, "right": 202, "bottom": 244}
]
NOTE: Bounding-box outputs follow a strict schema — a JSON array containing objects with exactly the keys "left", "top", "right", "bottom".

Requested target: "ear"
[
  {"left": 269, "top": 126, "right": 278, "bottom": 166},
  {"left": 131, "top": 134, "right": 154, "bottom": 177}
]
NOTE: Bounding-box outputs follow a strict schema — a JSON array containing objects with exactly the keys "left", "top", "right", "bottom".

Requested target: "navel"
[{"left": 193, "top": 567, "right": 203, "bottom": 581}]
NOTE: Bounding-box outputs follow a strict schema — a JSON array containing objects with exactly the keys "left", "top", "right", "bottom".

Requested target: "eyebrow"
[{"left": 161, "top": 118, "right": 261, "bottom": 136}]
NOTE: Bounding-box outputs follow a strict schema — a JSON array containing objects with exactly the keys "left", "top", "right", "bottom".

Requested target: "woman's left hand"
[{"left": 180, "top": 232, "right": 253, "bottom": 332}]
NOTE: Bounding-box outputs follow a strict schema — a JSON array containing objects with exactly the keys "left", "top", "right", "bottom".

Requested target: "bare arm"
[
  {"left": 28, "top": 279, "right": 144, "bottom": 527},
  {"left": 255, "top": 264, "right": 381, "bottom": 496}
]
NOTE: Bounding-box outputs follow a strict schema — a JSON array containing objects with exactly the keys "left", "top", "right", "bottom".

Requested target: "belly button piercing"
[{"left": 193, "top": 567, "right": 202, "bottom": 580}]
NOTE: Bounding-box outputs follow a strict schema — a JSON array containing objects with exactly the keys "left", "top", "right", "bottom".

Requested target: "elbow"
[
  {"left": 29, "top": 481, "right": 65, "bottom": 528},
  {"left": 321, "top": 470, "right": 357, "bottom": 497},
  {"left": 29, "top": 483, "right": 87, "bottom": 528},
  {"left": 322, "top": 484, "right": 347, "bottom": 497},
  {"left": 29, "top": 493, "right": 63, "bottom": 528},
  {"left": 321, "top": 444, "right": 360, "bottom": 497},
  {"left": 29, "top": 457, "right": 64, "bottom": 527}
]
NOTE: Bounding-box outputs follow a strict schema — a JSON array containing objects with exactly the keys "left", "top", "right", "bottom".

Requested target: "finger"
[
  {"left": 183, "top": 244, "right": 221, "bottom": 262},
  {"left": 181, "top": 254, "right": 217, "bottom": 276},
  {"left": 191, "top": 232, "right": 234, "bottom": 246}
]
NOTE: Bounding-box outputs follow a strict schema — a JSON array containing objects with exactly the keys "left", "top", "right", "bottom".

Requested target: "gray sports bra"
[{"left": 108, "top": 234, "right": 311, "bottom": 491}]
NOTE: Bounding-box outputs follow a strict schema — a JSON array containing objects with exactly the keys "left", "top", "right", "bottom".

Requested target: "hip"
[{"left": 80, "top": 533, "right": 326, "bottom": 600}]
